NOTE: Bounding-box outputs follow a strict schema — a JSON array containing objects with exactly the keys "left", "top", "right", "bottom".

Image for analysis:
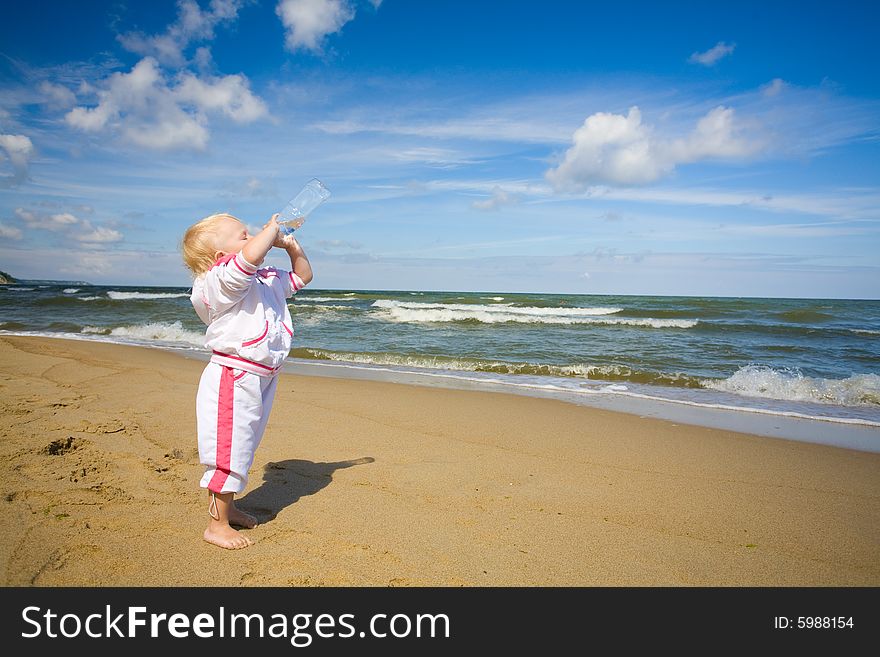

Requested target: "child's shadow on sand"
[{"left": 238, "top": 457, "right": 374, "bottom": 524}]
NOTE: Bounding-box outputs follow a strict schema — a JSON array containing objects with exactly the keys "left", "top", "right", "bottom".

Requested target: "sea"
[{"left": 2, "top": 283, "right": 879, "bottom": 451}]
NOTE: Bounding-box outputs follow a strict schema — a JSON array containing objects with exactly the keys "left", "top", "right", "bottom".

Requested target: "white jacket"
[{"left": 191, "top": 251, "right": 306, "bottom": 376}]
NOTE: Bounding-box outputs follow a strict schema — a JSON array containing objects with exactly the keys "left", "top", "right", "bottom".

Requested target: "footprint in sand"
[{"left": 44, "top": 436, "right": 78, "bottom": 456}]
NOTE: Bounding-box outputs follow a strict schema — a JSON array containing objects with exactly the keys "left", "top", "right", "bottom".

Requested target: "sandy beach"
[{"left": 0, "top": 334, "right": 877, "bottom": 586}]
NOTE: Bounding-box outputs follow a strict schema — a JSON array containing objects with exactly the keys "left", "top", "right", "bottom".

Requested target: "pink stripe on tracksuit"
[{"left": 197, "top": 361, "right": 278, "bottom": 494}]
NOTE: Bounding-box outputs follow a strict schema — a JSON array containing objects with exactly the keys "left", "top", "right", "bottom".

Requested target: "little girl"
[{"left": 181, "top": 212, "right": 312, "bottom": 549}]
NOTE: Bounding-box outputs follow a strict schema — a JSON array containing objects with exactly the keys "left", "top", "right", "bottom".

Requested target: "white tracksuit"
[{"left": 191, "top": 251, "right": 306, "bottom": 494}]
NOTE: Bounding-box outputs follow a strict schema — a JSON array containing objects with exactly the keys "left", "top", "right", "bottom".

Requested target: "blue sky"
[{"left": 1, "top": 0, "right": 878, "bottom": 297}]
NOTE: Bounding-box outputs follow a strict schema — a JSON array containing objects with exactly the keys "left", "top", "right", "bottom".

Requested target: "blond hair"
[{"left": 181, "top": 213, "right": 239, "bottom": 276}]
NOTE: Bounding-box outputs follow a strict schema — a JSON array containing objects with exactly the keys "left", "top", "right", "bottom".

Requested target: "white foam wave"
[
  {"left": 481, "top": 296, "right": 505, "bottom": 301},
  {"left": 373, "top": 299, "right": 621, "bottom": 316},
  {"left": 852, "top": 329, "right": 880, "bottom": 336},
  {"left": 300, "top": 351, "right": 700, "bottom": 384},
  {"left": 63, "top": 288, "right": 80, "bottom": 294},
  {"left": 703, "top": 365, "right": 880, "bottom": 407},
  {"left": 304, "top": 349, "right": 623, "bottom": 376},
  {"left": 82, "top": 321, "right": 204, "bottom": 347},
  {"left": 296, "top": 296, "right": 356, "bottom": 302},
  {"left": 371, "top": 299, "right": 693, "bottom": 327},
  {"left": 6, "top": 286, "right": 35, "bottom": 291},
  {"left": 107, "top": 291, "right": 190, "bottom": 300},
  {"left": 299, "top": 304, "right": 356, "bottom": 311},
  {"left": 79, "top": 296, "right": 103, "bottom": 301},
  {"left": 290, "top": 359, "right": 880, "bottom": 430}
]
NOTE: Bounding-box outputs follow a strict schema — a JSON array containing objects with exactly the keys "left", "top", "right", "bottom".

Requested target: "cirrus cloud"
[
  {"left": 689, "top": 41, "right": 736, "bottom": 66},
  {"left": 472, "top": 186, "right": 521, "bottom": 211}
]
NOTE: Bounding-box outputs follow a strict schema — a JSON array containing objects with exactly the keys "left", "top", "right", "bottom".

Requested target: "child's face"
[{"left": 212, "top": 216, "right": 251, "bottom": 258}]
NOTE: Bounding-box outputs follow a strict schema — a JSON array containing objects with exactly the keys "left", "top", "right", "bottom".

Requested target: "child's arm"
[
  {"left": 242, "top": 215, "right": 281, "bottom": 268},
  {"left": 274, "top": 229, "right": 313, "bottom": 295},
  {"left": 203, "top": 215, "right": 282, "bottom": 314},
  {"left": 284, "top": 237, "right": 313, "bottom": 285},
  {"left": 274, "top": 227, "right": 312, "bottom": 284}
]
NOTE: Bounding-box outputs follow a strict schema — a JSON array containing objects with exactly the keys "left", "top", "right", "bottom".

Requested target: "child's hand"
[
  {"left": 263, "top": 213, "right": 281, "bottom": 235},
  {"left": 274, "top": 232, "right": 300, "bottom": 249}
]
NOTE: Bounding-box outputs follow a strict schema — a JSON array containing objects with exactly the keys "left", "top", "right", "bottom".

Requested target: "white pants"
[{"left": 196, "top": 362, "right": 279, "bottom": 494}]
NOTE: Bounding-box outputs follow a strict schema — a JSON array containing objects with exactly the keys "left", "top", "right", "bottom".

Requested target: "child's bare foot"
[
  {"left": 228, "top": 505, "right": 259, "bottom": 529},
  {"left": 203, "top": 523, "right": 254, "bottom": 550}
]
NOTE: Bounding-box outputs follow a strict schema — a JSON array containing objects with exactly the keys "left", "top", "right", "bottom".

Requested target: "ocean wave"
[
  {"left": 296, "top": 296, "right": 358, "bottom": 303},
  {"left": 701, "top": 321, "right": 862, "bottom": 339},
  {"left": 617, "top": 307, "right": 728, "bottom": 319},
  {"left": 79, "top": 296, "right": 103, "bottom": 301},
  {"left": 702, "top": 365, "right": 880, "bottom": 407},
  {"left": 107, "top": 291, "right": 190, "bottom": 300},
  {"left": 297, "top": 304, "right": 357, "bottom": 311},
  {"left": 6, "top": 286, "right": 35, "bottom": 291},
  {"left": 82, "top": 321, "right": 205, "bottom": 347},
  {"left": 481, "top": 296, "right": 505, "bottom": 301},
  {"left": 852, "top": 329, "right": 880, "bottom": 336},
  {"left": 371, "top": 300, "right": 694, "bottom": 327},
  {"left": 63, "top": 288, "right": 80, "bottom": 294},
  {"left": 774, "top": 309, "right": 834, "bottom": 323},
  {"left": 290, "top": 348, "right": 705, "bottom": 386}
]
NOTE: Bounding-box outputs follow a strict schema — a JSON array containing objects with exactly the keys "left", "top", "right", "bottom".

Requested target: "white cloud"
[
  {"left": 12, "top": 207, "right": 124, "bottom": 244},
  {"left": 0, "top": 133, "right": 34, "bottom": 187},
  {"left": 592, "top": 186, "right": 880, "bottom": 219},
  {"left": 276, "top": 0, "right": 356, "bottom": 52},
  {"left": 546, "top": 105, "right": 761, "bottom": 190},
  {"left": 117, "top": 0, "right": 245, "bottom": 67},
  {"left": 75, "top": 225, "right": 124, "bottom": 243},
  {"left": 219, "top": 176, "right": 280, "bottom": 200},
  {"left": 65, "top": 57, "right": 267, "bottom": 151},
  {"left": 39, "top": 81, "right": 77, "bottom": 109},
  {"left": 13, "top": 208, "right": 37, "bottom": 225},
  {"left": 16, "top": 207, "right": 81, "bottom": 231},
  {"left": 0, "top": 222, "right": 23, "bottom": 240},
  {"left": 689, "top": 41, "right": 736, "bottom": 66},
  {"left": 388, "top": 147, "right": 476, "bottom": 168},
  {"left": 313, "top": 115, "right": 572, "bottom": 144},
  {"left": 48, "top": 212, "right": 80, "bottom": 226},
  {"left": 714, "top": 220, "right": 878, "bottom": 238},
  {"left": 59, "top": 252, "right": 113, "bottom": 275},
  {"left": 316, "top": 238, "right": 363, "bottom": 250},
  {"left": 472, "top": 186, "right": 520, "bottom": 211},
  {"left": 176, "top": 71, "right": 269, "bottom": 122},
  {"left": 762, "top": 78, "right": 786, "bottom": 97}
]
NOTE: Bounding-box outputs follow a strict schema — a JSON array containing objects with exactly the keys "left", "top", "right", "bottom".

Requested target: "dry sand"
[{"left": 0, "top": 335, "right": 877, "bottom": 586}]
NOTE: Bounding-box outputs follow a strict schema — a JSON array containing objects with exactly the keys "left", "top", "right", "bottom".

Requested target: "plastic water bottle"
[{"left": 277, "top": 178, "right": 331, "bottom": 235}]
